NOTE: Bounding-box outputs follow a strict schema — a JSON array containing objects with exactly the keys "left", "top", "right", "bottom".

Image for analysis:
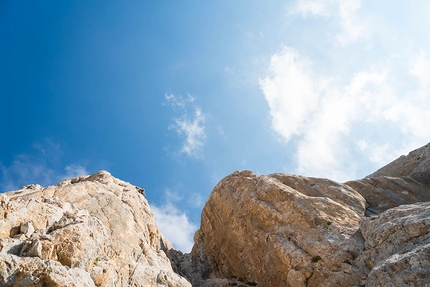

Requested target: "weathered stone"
[
  {"left": 360, "top": 202, "right": 430, "bottom": 286},
  {"left": 367, "top": 143, "right": 430, "bottom": 178},
  {"left": 190, "top": 170, "right": 368, "bottom": 286},
  {"left": 346, "top": 143, "right": 430, "bottom": 214},
  {"left": 19, "top": 222, "right": 34, "bottom": 238},
  {"left": 2, "top": 143, "right": 430, "bottom": 287},
  {"left": 0, "top": 171, "right": 191, "bottom": 287},
  {"left": 185, "top": 142, "right": 430, "bottom": 286}
]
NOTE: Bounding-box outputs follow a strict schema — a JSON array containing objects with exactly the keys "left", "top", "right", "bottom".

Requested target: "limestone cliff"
[
  {"left": 1, "top": 143, "right": 430, "bottom": 286},
  {"left": 0, "top": 171, "right": 191, "bottom": 287},
  {"left": 186, "top": 143, "right": 430, "bottom": 286}
]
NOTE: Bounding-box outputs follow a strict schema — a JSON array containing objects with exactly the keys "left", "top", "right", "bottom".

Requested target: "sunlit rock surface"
[
  {"left": 1, "top": 143, "right": 430, "bottom": 286},
  {"left": 360, "top": 202, "right": 430, "bottom": 287},
  {"left": 188, "top": 171, "right": 368, "bottom": 286},
  {"left": 185, "top": 143, "right": 430, "bottom": 286},
  {"left": 0, "top": 171, "right": 191, "bottom": 287}
]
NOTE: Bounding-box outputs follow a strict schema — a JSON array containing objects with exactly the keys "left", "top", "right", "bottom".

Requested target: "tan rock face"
[
  {"left": 186, "top": 143, "right": 430, "bottom": 287},
  {"left": 2, "top": 143, "right": 430, "bottom": 287},
  {"left": 0, "top": 170, "right": 191, "bottom": 287},
  {"left": 346, "top": 143, "right": 430, "bottom": 214},
  {"left": 360, "top": 202, "right": 430, "bottom": 286},
  {"left": 367, "top": 143, "right": 430, "bottom": 178},
  {"left": 190, "top": 170, "right": 368, "bottom": 287}
]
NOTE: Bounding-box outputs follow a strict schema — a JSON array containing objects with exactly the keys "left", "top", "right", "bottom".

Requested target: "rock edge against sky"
[{"left": 1, "top": 143, "right": 430, "bottom": 286}]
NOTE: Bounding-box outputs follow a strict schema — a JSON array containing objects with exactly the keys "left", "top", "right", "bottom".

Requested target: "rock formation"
[
  {"left": 188, "top": 171, "right": 368, "bottom": 286},
  {"left": 0, "top": 171, "right": 191, "bottom": 287},
  {"left": 1, "top": 143, "right": 430, "bottom": 286},
  {"left": 346, "top": 143, "right": 430, "bottom": 215},
  {"left": 360, "top": 202, "right": 430, "bottom": 286},
  {"left": 186, "top": 143, "right": 430, "bottom": 286}
]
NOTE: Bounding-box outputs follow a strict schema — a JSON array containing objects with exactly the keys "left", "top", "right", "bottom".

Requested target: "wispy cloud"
[
  {"left": 0, "top": 154, "right": 55, "bottom": 191},
  {"left": 187, "top": 192, "right": 205, "bottom": 208},
  {"left": 165, "top": 93, "right": 206, "bottom": 157},
  {"left": 290, "top": 0, "right": 332, "bottom": 17},
  {"left": 290, "top": 0, "right": 369, "bottom": 45},
  {"left": 171, "top": 108, "right": 206, "bottom": 156},
  {"left": 164, "top": 93, "right": 195, "bottom": 110},
  {"left": 260, "top": 47, "right": 430, "bottom": 181},
  {"left": 64, "top": 164, "right": 89, "bottom": 178},
  {"left": 0, "top": 140, "right": 89, "bottom": 191}
]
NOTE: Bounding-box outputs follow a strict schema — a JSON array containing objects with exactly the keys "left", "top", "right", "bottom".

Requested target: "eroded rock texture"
[
  {"left": 190, "top": 171, "right": 368, "bottom": 286},
  {"left": 360, "top": 202, "right": 430, "bottom": 287},
  {"left": 0, "top": 171, "right": 191, "bottom": 287},
  {"left": 346, "top": 143, "right": 430, "bottom": 215},
  {"left": 1, "top": 143, "right": 430, "bottom": 287},
  {"left": 187, "top": 143, "right": 430, "bottom": 286}
]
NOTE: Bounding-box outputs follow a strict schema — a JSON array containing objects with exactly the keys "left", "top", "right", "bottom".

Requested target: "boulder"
[{"left": 189, "top": 171, "right": 368, "bottom": 286}]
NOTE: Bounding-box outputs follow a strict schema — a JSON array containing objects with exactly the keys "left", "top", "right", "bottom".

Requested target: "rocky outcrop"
[
  {"left": 187, "top": 143, "right": 430, "bottom": 286},
  {"left": 1, "top": 143, "right": 430, "bottom": 286},
  {"left": 360, "top": 202, "right": 430, "bottom": 286},
  {"left": 367, "top": 143, "right": 430, "bottom": 178},
  {"left": 188, "top": 171, "right": 368, "bottom": 286},
  {"left": 346, "top": 143, "right": 430, "bottom": 215},
  {"left": 0, "top": 171, "right": 191, "bottom": 287}
]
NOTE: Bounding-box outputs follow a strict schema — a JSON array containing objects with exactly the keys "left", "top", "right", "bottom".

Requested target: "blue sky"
[{"left": 1, "top": 1, "right": 430, "bottom": 252}]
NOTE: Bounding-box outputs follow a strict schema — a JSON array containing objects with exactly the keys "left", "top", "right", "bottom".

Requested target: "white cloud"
[
  {"left": 172, "top": 108, "right": 206, "bottom": 156},
  {"left": 259, "top": 47, "right": 320, "bottom": 141},
  {"left": 151, "top": 202, "right": 197, "bottom": 253},
  {"left": 290, "top": 0, "right": 333, "bottom": 17},
  {"left": 290, "top": 0, "right": 369, "bottom": 45},
  {"left": 166, "top": 94, "right": 206, "bottom": 157},
  {"left": 336, "top": 0, "right": 368, "bottom": 45},
  {"left": 32, "top": 140, "right": 63, "bottom": 161},
  {"left": 260, "top": 46, "right": 430, "bottom": 181},
  {"left": 294, "top": 88, "right": 357, "bottom": 180},
  {"left": 345, "top": 67, "right": 398, "bottom": 126},
  {"left": 379, "top": 50, "right": 430, "bottom": 150},
  {"left": 383, "top": 100, "right": 430, "bottom": 148},
  {"left": 410, "top": 50, "right": 430, "bottom": 87},
  {"left": 356, "top": 140, "right": 394, "bottom": 166}
]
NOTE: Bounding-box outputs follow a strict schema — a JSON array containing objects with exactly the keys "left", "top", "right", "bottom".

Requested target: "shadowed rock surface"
[{"left": 1, "top": 143, "right": 430, "bottom": 286}]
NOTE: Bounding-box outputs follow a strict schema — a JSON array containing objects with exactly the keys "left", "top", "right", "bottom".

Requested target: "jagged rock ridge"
[{"left": 1, "top": 143, "right": 430, "bottom": 286}]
